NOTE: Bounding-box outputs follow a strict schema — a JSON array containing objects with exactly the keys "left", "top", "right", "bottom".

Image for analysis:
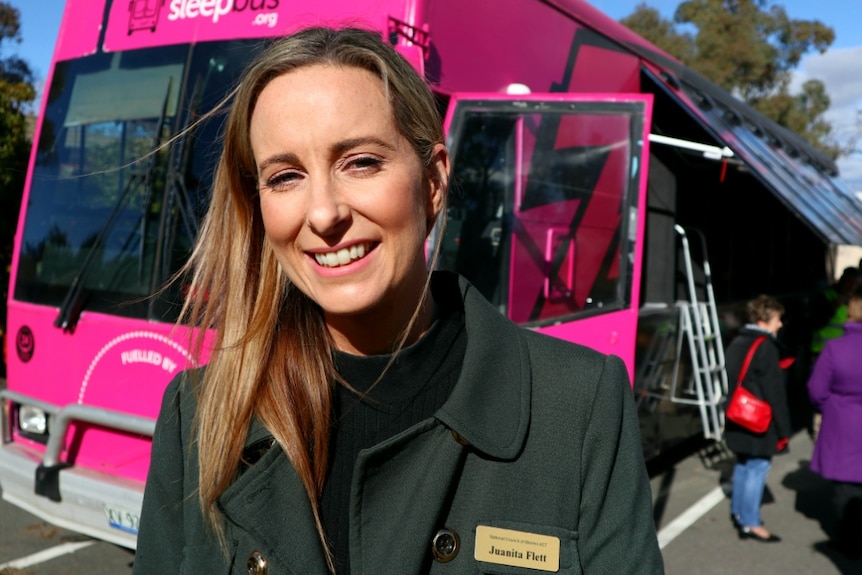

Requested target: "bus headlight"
[{"left": 18, "top": 405, "right": 48, "bottom": 435}]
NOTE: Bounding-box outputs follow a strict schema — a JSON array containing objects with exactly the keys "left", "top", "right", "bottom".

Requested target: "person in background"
[
  {"left": 810, "top": 267, "right": 860, "bottom": 359},
  {"left": 725, "top": 295, "right": 792, "bottom": 543},
  {"left": 131, "top": 26, "right": 664, "bottom": 575},
  {"left": 808, "top": 267, "right": 861, "bottom": 439},
  {"left": 808, "top": 294, "right": 862, "bottom": 557}
]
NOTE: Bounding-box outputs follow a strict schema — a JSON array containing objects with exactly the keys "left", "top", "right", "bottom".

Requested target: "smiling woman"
[
  {"left": 132, "top": 26, "right": 664, "bottom": 575},
  {"left": 252, "top": 65, "right": 448, "bottom": 354}
]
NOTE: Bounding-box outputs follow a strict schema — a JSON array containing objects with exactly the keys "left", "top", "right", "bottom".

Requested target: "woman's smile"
[{"left": 310, "top": 242, "right": 376, "bottom": 268}]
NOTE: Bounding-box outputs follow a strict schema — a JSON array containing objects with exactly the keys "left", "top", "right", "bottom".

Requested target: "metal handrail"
[{"left": 0, "top": 389, "right": 156, "bottom": 467}]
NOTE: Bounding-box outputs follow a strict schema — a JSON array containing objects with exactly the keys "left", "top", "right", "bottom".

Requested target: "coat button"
[
  {"left": 451, "top": 430, "right": 470, "bottom": 446},
  {"left": 432, "top": 528, "right": 460, "bottom": 562},
  {"left": 247, "top": 550, "right": 268, "bottom": 574}
]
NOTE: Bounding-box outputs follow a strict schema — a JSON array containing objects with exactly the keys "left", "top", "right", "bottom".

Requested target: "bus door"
[{"left": 439, "top": 93, "right": 652, "bottom": 367}]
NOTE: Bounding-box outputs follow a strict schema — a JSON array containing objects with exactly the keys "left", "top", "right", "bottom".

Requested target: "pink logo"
[
  {"left": 128, "top": 0, "right": 165, "bottom": 34},
  {"left": 16, "top": 326, "right": 35, "bottom": 363}
]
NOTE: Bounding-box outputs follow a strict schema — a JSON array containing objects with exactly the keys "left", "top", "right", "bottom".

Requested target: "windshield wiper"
[
  {"left": 53, "top": 80, "right": 174, "bottom": 332},
  {"left": 148, "top": 58, "right": 225, "bottom": 313},
  {"left": 53, "top": 173, "right": 147, "bottom": 331}
]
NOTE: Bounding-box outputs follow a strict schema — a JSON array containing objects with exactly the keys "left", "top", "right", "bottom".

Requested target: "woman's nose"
[{"left": 305, "top": 178, "right": 350, "bottom": 236}]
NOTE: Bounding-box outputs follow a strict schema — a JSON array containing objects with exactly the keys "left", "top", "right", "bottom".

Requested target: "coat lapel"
[
  {"left": 219, "top": 436, "right": 331, "bottom": 574},
  {"left": 350, "top": 420, "right": 467, "bottom": 575},
  {"left": 436, "top": 276, "right": 532, "bottom": 460}
]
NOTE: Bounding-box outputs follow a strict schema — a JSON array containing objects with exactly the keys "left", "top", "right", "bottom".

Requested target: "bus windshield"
[{"left": 15, "top": 40, "right": 258, "bottom": 323}]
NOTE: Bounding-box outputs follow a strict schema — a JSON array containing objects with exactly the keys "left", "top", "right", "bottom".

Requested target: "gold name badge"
[{"left": 474, "top": 525, "right": 561, "bottom": 572}]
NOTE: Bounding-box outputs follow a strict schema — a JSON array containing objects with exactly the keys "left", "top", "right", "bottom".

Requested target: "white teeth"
[{"left": 314, "top": 244, "right": 370, "bottom": 268}]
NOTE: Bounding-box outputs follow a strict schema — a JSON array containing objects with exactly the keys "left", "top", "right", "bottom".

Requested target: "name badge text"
[{"left": 474, "top": 525, "right": 560, "bottom": 572}]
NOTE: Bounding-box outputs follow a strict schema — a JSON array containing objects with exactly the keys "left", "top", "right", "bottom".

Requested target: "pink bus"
[{"left": 4, "top": 0, "right": 861, "bottom": 549}]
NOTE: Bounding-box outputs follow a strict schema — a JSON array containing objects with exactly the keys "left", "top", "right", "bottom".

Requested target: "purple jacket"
[{"left": 808, "top": 322, "right": 862, "bottom": 482}]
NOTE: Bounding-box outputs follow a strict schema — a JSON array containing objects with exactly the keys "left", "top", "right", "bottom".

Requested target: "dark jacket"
[
  {"left": 133, "top": 275, "right": 664, "bottom": 575},
  {"left": 724, "top": 326, "right": 792, "bottom": 456}
]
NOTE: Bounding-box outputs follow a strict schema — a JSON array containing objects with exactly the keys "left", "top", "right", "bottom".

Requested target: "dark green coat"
[{"left": 133, "top": 277, "right": 664, "bottom": 574}]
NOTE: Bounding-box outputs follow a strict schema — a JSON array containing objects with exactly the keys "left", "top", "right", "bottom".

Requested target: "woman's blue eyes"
[{"left": 264, "top": 156, "right": 383, "bottom": 190}]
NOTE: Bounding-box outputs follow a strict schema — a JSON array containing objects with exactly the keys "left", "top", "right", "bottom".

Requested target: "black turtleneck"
[{"left": 320, "top": 274, "right": 467, "bottom": 575}]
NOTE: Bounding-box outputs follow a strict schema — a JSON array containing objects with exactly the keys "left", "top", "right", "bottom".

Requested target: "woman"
[
  {"left": 132, "top": 26, "right": 664, "bottom": 575},
  {"left": 808, "top": 294, "right": 862, "bottom": 556},
  {"left": 725, "top": 295, "right": 792, "bottom": 543}
]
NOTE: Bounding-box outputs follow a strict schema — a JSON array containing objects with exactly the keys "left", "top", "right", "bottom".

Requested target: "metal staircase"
[{"left": 636, "top": 225, "right": 728, "bottom": 440}]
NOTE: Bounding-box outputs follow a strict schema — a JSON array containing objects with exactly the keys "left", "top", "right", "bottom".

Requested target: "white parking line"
[
  {"left": 0, "top": 540, "right": 95, "bottom": 569},
  {"left": 656, "top": 486, "right": 727, "bottom": 549}
]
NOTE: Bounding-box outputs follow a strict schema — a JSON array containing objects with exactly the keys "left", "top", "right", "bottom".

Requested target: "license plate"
[{"left": 103, "top": 503, "right": 140, "bottom": 535}]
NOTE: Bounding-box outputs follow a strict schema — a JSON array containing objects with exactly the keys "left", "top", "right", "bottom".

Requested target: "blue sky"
[
  {"left": 5, "top": 0, "right": 862, "bottom": 185},
  {"left": 6, "top": 0, "right": 65, "bottom": 107},
  {"left": 593, "top": 0, "right": 862, "bottom": 49}
]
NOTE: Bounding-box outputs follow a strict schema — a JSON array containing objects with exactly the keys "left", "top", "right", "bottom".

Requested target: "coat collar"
[
  {"left": 433, "top": 273, "right": 532, "bottom": 460},
  {"left": 739, "top": 324, "right": 777, "bottom": 342},
  {"left": 237, "top": 273, "right": 534, "bottom": 459},
  {"left": 234, "top": 274, "right": 533, "bottom": 459}
]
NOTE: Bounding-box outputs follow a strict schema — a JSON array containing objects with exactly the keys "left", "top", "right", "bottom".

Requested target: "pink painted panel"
[
  {"left": 428, "top": 0, "right": 577, "bottom": 94},
  {"left": 536, "top": 307, "right": 640, "bottom": 380},
  {"left": 5, "top": 301, "right": 213, "bottom": 481},
  {"left": 53, "top": 0, "right": 106, "bottom": 61},
  {"left": 103, "top": 0, "right": 414, "bottom": 52},
  {"left": 565, "top": 43, "right": 641, "bottom": 93},
  {"left": 55, "top": 0, "right": 428, "bottom": 60}
]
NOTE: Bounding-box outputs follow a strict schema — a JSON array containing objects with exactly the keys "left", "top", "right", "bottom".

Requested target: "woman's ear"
[{"left": 426, "top": 143, "right": 450, "bottom": 229}]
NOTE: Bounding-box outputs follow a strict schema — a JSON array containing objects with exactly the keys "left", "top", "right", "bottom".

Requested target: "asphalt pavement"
[{"left": 652, "top": 429, "right": 862, "bottom": 575}]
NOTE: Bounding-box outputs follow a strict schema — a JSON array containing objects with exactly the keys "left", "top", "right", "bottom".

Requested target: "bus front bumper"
[
  {"left": 0, "top": 389, "right": 154, "bottom": 549},
  {"left": 0, "top": 440, "right": 144, "bottom": 548}
]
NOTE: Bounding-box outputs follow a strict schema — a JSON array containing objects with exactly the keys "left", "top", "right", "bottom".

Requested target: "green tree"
[
  {"left": 621, "top": 1, "right": 841, "bottom": 158},
  {"left": 0, "top": 2, "right": 34, "bottom": 279}
]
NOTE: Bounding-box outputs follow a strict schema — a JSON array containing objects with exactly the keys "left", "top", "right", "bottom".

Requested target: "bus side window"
[
  {"left": 440, "top": 104, "right": 633, "bottom": 326},
  {"left": 440, "top": 115, "right": 516, "bottom": 311}
]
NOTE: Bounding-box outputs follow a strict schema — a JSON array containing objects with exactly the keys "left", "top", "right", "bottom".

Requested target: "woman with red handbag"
[{"left": 725, "top": 295, "right": 793, "bottom": 542}]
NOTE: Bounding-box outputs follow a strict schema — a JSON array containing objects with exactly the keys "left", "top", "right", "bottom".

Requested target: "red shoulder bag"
[{"left": 725, "top": 336, "right": 773, "bottom": 434}]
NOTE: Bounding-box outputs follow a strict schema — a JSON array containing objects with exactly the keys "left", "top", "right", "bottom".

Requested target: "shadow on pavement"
[{"left": 782, "top": 458, "right": 862, "bottom": 574}]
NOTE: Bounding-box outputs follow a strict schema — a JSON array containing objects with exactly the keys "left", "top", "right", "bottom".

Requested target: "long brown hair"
[{"left": 177, "top": 26, "right": 447, "bottom": 562}]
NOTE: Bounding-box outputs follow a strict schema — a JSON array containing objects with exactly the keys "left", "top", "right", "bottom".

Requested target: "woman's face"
[
  {"left": 763, "top": 312, "right": 783, "bottom": 336},
  {"left": 250, "top": 64, "right": 448, "bottom": 332}
]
